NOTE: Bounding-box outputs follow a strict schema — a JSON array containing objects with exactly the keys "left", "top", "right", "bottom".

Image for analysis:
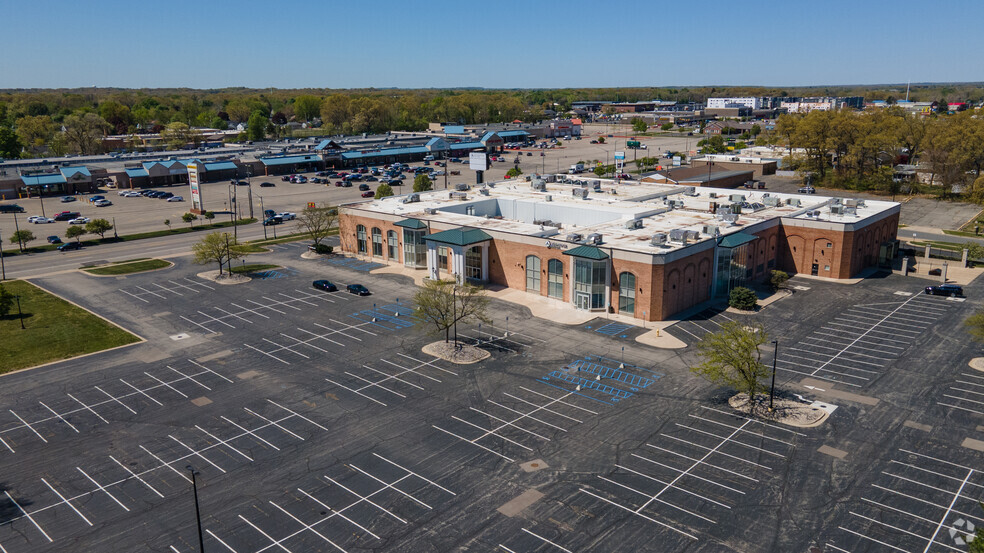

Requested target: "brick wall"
[{"left": 338, "top": 212, "right": 406, "bottom": 263}]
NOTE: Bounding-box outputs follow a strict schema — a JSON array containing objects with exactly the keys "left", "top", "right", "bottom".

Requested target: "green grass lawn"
[
  {"left": 82, "top": 259, "right": 172, "bottom": 275},
  {"left": 0, "top": 280, "right": 141, "bottom": 373},
  {"left": 230, "top": 263, "right": 280, "bottom": 274}
]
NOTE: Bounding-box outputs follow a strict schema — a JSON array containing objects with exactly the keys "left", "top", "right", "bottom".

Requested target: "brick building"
[{"left": 338, "top": 177, "right": 899, "bottom": 322}]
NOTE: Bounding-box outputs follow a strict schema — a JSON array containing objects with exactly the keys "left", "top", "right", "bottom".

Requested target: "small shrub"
[
  {"left": 314, "top": 244, "right": 333, "bottom": 254},
  {"left": 729, "top": 286, "right": 758, "bottom": 310},
  {"left": 769, "top": 270, "right": 790, "bottom": 292}
]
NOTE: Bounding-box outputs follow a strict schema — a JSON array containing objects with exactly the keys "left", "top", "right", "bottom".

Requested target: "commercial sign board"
[
  {"left": 188, "top": 163, "right": 203, "bottom": 211},
  {"left": 614, "top": 151, "right": 625, "bottom": 160},
  {"left": 469, "top": 152, "right": 488, "bottom": 171}
]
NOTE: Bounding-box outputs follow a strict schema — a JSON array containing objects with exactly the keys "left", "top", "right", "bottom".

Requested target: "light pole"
[
  {"left": 246, "top": 166, "right": 254, "bottom": 218},
  {"left": 12, "top": 211, "right": 23, "bottom": 252},
  {"left": 38, "top": 185, "right": 46, "bottom": 218},
  {"left": 227, "top": 183, "right": 238, "bottom": 241},
  {"left": 185, "top": 465, "right": 205, "bottom": 553},
  {"left": 15, "top": 295, "right": 24, "bottom": 329},
  {"left": 112, "top": 217, "right": 118, "bottom": 239},
  {"left": 259, "top": 195, "right": 267, "bottom": 240},
  {"left": 0, "top": 228, "right": 5, "bottom": 280},
  {"left": 769, "top": 340, "right": 778, "bottom": 411}
]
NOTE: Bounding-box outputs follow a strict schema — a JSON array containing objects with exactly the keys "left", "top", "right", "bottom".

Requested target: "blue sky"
[{"left": 1, "top": 0, "right": 982, "bottom": 89}]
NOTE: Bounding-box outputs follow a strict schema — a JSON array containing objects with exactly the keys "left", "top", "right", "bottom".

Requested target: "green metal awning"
[
  {"left": 563, "top": 245, "right": 609, "bottom": 260},
  {"left": 424, "top": 227, "right": 491, "bottom": 246},
  {"left": 717, "top": 232, "right": 759, "bottom": 248},
  {"left": 394, "top": 218, "right": 427, "bottom": 230}
]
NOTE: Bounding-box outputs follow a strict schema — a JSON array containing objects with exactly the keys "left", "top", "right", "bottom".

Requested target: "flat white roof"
[{"left": 345, "top": 175, "right": 899, "bottom": 254}]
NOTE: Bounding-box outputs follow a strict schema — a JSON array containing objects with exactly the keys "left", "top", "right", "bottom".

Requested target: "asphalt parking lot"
[{"left": 1, "top": 244, "right": 983, "bottom": 552}]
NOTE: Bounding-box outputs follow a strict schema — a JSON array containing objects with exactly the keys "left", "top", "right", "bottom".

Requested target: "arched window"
[
  {"left": 387, "top": 230, "right": 398, "bottom": 260},
  {"left": 547, "top": 259, "right": 563, "bottom": 299},
  {"left": 526, "top": 255, "right": 541, "bottom": 293},
  {"left": 619, "top": 272, "right": 636, "bottom": 314},
  {"left": 356, "top": 225, "right": 367, "bottom": 253},
  {"left": 371, "top": 227, "right": 383, "bottom": 257}
]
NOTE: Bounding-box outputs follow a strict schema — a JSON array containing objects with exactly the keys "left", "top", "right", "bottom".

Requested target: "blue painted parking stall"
[
  {"left": 349, "top": 303, "right": 417, "bottom": 330},
  {"left": 324, "top": 256, "right": 385, "bottom": 272},
  {"left": 252, "top": 267, "right": 300, "bottom": 280},
  {"left": 540, "top": 355, "right": 664, "bottom": 404}
]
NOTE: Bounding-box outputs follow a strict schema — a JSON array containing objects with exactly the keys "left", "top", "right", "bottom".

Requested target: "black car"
[
  {"left": 925, "top": 284, "right": 963, "bottom": 297},
  {"left": 47, "top": 235, "right": 61, "bottom": 244},
  {"left": 260, "top": 182, "right": 275, "bottom": 187},
  {"left": 312, "top": 279, "right": 338, "bottom": 292},
  {"left": 159, "top": 192, "right": 174, "bottom": 199},
  {"left": 358, "top": 184, "right": 370, "bottom": 191},
  {"left": 57, "top": 242, "right": 82, "bottom": 251},
  {"left": 263, "top": 209, "right": 276, "bottom": 219},
  {"left": 346, "top": 284, "right": 370, "bottom": 296},
  {"left": 263, "top": 216, "right": 283, "bottom": 226}
]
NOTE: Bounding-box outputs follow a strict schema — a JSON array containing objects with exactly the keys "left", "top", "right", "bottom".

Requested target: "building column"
[
  {"left": 426, "top": 243, "right": 439, "bottom": 280},
  {"left": 450, "top": 245, "right": 465, "bottom": 284}
]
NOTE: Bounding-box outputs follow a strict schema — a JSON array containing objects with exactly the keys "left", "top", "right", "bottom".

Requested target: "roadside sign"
[
  {"left": 187, "top": 163, "right": 203, "bottom": 211},
  {"left": 469, "top": 152, "right": 489, "bottom": 171},
  {"left": 307, "top": 202, "right": 316, "bottom": 209},
  {"left": 614, "top": 151, "right": 625, "bottom": 160}
]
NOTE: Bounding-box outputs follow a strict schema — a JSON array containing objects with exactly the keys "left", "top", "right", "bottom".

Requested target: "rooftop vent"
[
  {"left": 650, "top": 233, "right": 668, "bottom": 246},
  {"left": 586, "top": 233, "right": 603, "bottom": 245},
  {"left": 624, "top": 219, "right": 644, "bottom": 230}
]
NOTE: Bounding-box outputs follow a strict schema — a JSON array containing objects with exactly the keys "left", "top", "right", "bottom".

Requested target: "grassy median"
[
  {"left": 0, "top": 280, "right": 141, "bottom": 373},
  {"left": 82, "top": 258, "right": 172, "bottom": 275}
]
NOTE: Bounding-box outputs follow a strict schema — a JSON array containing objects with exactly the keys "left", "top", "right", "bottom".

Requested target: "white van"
[{"left": 423, "top": 155, "right": 435, "bottom": 162}]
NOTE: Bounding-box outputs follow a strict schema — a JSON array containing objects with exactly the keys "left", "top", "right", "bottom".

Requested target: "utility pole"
[
  {"left": 769, "top": 340, "right": 778, "bottom": 411},
  {"left": 15, "top": 295, "right": 24, "bottom": 329},
  {"left": 259, "top": 196, "right": 267, "bottom": 240},
  {"left": 0, "top": 229, "right": 5, "bottom": 280},
  {"left": 38, "top": 185, "right": 46, "bottom": 218},
  {"left": 12, "top": 211, "right": 23, "bottom": 252}
]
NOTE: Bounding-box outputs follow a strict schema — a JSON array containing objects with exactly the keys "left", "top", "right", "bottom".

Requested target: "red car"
[{"left": 361, "top": 191, "right": 374, "bottom": 197}]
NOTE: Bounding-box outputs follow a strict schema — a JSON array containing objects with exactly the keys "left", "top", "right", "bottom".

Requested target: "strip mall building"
[{"left": 338, "top": 176, "right": 899, "bottom": 322}]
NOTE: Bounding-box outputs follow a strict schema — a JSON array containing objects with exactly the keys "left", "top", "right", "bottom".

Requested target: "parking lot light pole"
[
  {"left": 0, "top": 229, "right": 5, "bottom": 280},
  {"left": 38, "top": 186, "right": 46, "bottom": 218},
  {"left": 12, "top": 211, "right": 23, "bottom": 252},
  {"left": 185, "top": 465, "right": 205, "bottom": 553},
  {"left": 769, "top": 340, "right": 778, "bottom": 411},
  {"left": 259, "top": 196, "right": 267, "bottom": 240},
  {"left": 15, "top": 295, "right": 24, "bottom": 329}
]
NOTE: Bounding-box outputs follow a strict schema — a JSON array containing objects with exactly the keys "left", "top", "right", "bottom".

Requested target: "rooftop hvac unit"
[
  {"left": 686, "top": 230, "right": 701, "bottom": 242},
  {"left": 545, "top": 195, "right": 553, "bottom": 202},
  {"left": 593, "top": 182, "right": 602, "bottom": 191},
  {"left": 424, "top": 207, "right": 438, "bottom": 215},
  {"left": 587, "top": 233, "right": 603, "bottom": 245},
  {"left": 479, "top": 188, "right": 490, "bottom": 196},
  {"left": 844, "top": 206, "right": 857, "bottom": 216},
  {"left": 450, "top": 191, "right": 468, "bottom": 200},
  {"left": 591, "top": 180, "right": 600, "bottom": 188},
  {"left": 572, "top": 188, "right": 589, "bottom": 199},
  {"left": 650, "top": 233, "right": 668, "bottom": 246},
  {"left": 843, "top": 198, "right": 857, "bottom": 207},
  {"left": 763, "top": 197, "right": 780, "bottom": 207},
  {"left": 702, "top": 225, "right": 721, "bottom": 237},
  {"left": 722, "top": 213, "right": 739, "bottom": 224},
  {"left": 531, "top": 179, "right": 546, "bottom": 191},
  {"left": 830, "top": 205, "right": 843, "bottom": 215},
  {"left": 716, "top": 206, "right": 732, "bottom": 216},
  {"left": 729, "top": 194, "right": 746, "bottom": 203},
  {"left": 709, "top": 192, "right": 718, "bottom": 198},
  {"left": 669, "top": 228, "right": 689, "bottom": 243},
  {"left": 787, "top": 198, "right": 801, "bottom": 207},
  {"left": 684, "top": 186, "right": 697, "bottom": 196},
  {"left": 624, "top": 219, "right": 643, "bottom": 230},
  {"left": 831, "top": 197, "right": 843, "bottom": 205},
  {"left": 402, "top": 193, "right": 421, "bottom": 204},
  {"left": 567, "top": 232, "right": 583, "bottom": 243},
  {"left": 744, "top": 202, "right": 766, "bottom": 212}
]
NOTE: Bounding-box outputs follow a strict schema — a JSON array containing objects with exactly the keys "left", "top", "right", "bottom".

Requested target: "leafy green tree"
[
  {"left": 85, "top": 218, "right": 113, "bottom": 239},
  {"left": 413, "top": 174, "right": 433, "bottom": 192},
  {"left": 631, "top": 118, "right": 648, "bottom": 132},
  {"left": 691, "top": 321, "right": 771, "bottom": 400},
  {"left": 62, "top": 113, "right": 110, "bottom": 155},
  {"left": 967, "top": 242, "right": 984, "bottom": 262},
  {"left": 9, "top": 229, "right": 34, "bottom": 251},
  {"left": 293, "top": 95, "right": 323, "bottom": 122},
  {"left": 246, "top": 111, "right": 267, "bottom": 142},
  {"left": 65, "top": 225, "right": 86, "bottom": 244},
  {"left": 164, "top": 219, "right": 171, "bottom": 231},
  {"left": 597, "top": 136, "right": 605, "bottom": 144},
  {"left": 660, "top": 123, "right": 674, "bottom": 131},
  {"left": 412, "top": 278, "right": 491, "bottom": 344},
  {"left": 375, "top": 183, "right": 394, "bottom": 199},
  {"left": 296, "top": 202, "right": 337, "bottom": 247},
  {"left": 193, "top": 231, "right": 245, "bottom": 276},
  {"left": 506, "top": 167, "right": 523, "bottom": 178},
  {"left": 15, "top": 115, "right": 55, "bottom": 154},
  {"left": 182, "top": 212, "right": 198, "bottom": 228},
  {"left": 0, "top": 126, "right": 23, "bottom": 159},
  {"left": 203, "top": 211, "right": 215, "bottom": 223},
  {"left": 0, "top": 283, "right": 13, "bottom": 317},
  {"left": 728, "top": 286, "right": 758, "bottom": 310},
  {"left": 769, "top": 270, "right": 790, "bottom": 292}
]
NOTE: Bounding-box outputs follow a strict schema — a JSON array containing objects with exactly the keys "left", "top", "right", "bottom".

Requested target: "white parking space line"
[
  {"left": 41, "top": 477, "right": 92, "bottom": 526},
  {"left": 326, "top": 319, "right": 376, "bottom": 336},
  {"left": 206, "top": 529, "right": 240, "bottom": 553},
  {"left": 145, "top": 372, "right": 187, "bottom": 398},
  {"left": 67, "top": 393, "right": 109, "bottom": 424},
  {"left": 248, "top": 299, "right": 285, "bottom": 315},
  {"left": 521, "top": 528, "right": 573, "bottom": 552},
  {"left": 578, "top": 487, "right": 699, "bottom": 540},
  {"left": 432, "top": 425, "right": 515, "bottom": 462},
  {"left": 267, "top": 502, "right": 347, "bottom": 553},
  {"left": 119, "top": 288, "right": 150, "bottom": 303},
  {"left": 134, "top": 285, "right": 166, "bottom": 299},
  {"left": 229, "top": 302, "right": 270, "bottom": 319},
  {"left": 140, "top": 444, "right": 193, "bottom": 483},
  {"left": 110, "top": 454, "right": 164, "bottom": 498},
  {"left": 213, "top": 306, "right": 252, "bottom": 324},
  {"left": 169, "top": 435, "right": 226, "bottom": 473},
  {"left": 38, "top": 401, "right": 78, "bottom": 433},
  {"left": 294, "top": 327, "right": 345, "bottom": 347},
  {"left": 120, "top": 378, "right": 163, "bottom": 406},
  {"left": 296, "top": 488, "right": 381, "bottom": 540},
  {"left": 325, "top": 376, "right": 388, "bottom": 406},
  {"left": 76, "top": 466, "right": 130, "bottom": 511},
  {"left": 395, "top": 353, "right": 458, "bottom": 376},
  {"left": 365, "top": 363, "right": 426, "bottom": 388},
  {"left": 267, "top": 399, "right": 330, "bottom": 432},
  {"left": 95, "top": 385, "right": 137, "bottom": 414},
  {"left": 220, "top": 416, "right": 281, "bottom": 451},
  {"left": 322, "top": 474, "right": 408, "bottom": 524},
  {"left": 239, "top": 515, "right": 294, "bottom": 553},
  {"left": 244, "top": 407, "right": 305, "bottom": 440},
  {"left": 244, "top": 344, "right": 291, "bottom": 365},
  {"left": 5, "top": 490, "right": 52, "bottom": 543},
  {"left": 9, "top": 410, "right": 47, "bottom": 443}
]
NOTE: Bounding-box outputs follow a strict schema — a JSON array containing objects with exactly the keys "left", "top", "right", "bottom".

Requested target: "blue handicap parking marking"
[
  {"left": 324, "top": 256, "right": 384, "bottom": 272},
  {"left": 540, "top": 355, "right": 664, "bottom": 405},
  {"left": 593, "top": 322, "right": 635, "bottom": 336},
  {"left": 349, "top": 307, "right": 416, "bottom": 330},
  {"left": 252, "top": 266, "right": 299, "bottom": 280}
]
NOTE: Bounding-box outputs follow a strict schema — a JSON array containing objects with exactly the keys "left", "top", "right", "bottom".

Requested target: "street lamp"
[
  {"left": 258, "top": 195, "right": 267, "bottom": 240},
  {"left": 12, "top": 211, "right": 23, "bottom": 252},
  {"left": 15, "top": 295, "right": 24, "bottom": 329},
  {"left": 185, "top": 465, "right": 205, "bottom": 553},
  {"left": 0, "top": 228, "right": 5, "bottom": 280},
  {"left": 769, "top": 340, "right": 778, "bottom": 411},
  {"left": 227, "top": 183, "right": 238, "bottom": 241},
  {"left": 38, "top": 185, "right": 47, "bottom": 218}
]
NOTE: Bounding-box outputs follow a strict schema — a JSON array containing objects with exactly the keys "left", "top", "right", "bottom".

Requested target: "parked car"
[
  {"left": 312, "top": 279, "right": 338, "bottom": 292},
  {"left": 68, "top": 217, "right": 90, "bottom": 225},
  {"left": 89, "top": 195, "right": 106, "bottom": 202},
  {"left": 47, "top": 235, "right": 61, "bottom": 244},
  {"left": 359, "top": 184, "right": 370, "bottom": 191},
  {"left": 167, "top": 195, "right": 184, "bottom": 202},
  {"left": 361, "top": 191, "right": 374, "bottom": 197},
  {"left": 346, "top": 284, "right": 371, "bottom": 296},
  {"left": 260, "top": 182, "right": 275, "bottom": 187},
  {"left": 60, "top": 196, "right": 76, "bottom": 203},
  {"left": 159, "top": 192, "right": 173, "bottom": 199},
  {"left": 93, "top": 199, "right": 112, "bottom": 207},
  {"left": 53, "top": 211, "right": 80, "bottom": 221},
  {"left": 263, "top": 216, "right": 283, "bottom": 226},
  {"left": 57, "top": 242, "right": 82, "bottom": 251},
  {"left": 925, "top": 284, "right": 963, "bottom": 297},
  {"left": 798, "top": 187, "right": 816, "bottom": 194},
  {"left": 277, "top": 212, "right": 296, "bottom": 221},
  {"left": 33, "top": 217, "right": 55, "bottom": 224},
  {"left": 0, "top": 204, "right": 26, "bottom": 213},
  {"left": 263, "top": 209, "right": 276, "bottom": 219}
]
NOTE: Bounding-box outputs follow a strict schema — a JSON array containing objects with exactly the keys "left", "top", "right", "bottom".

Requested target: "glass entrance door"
[{"left": 575, "top": 292, "right": 590, "bottom": 310}]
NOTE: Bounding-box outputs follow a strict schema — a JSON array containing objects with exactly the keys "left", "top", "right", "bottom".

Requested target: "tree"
[
  {"left": 182, "top": 212, "right": 198, "bottom": 228},
  {"left": 164, "top": 219, "right": 171, "bottom": 231},
  {"left": 729, "top": 286, "right": 758, "bottom": 310},
  {"left": 375, "top": 183, "right": 394, "bottom": 199},
  {"left": 15, "top": 115, "right": 55, "bottom": 154},
  {"left": 967, "top": 242, "right": 984, "bottom": 263},
  {"left": 506, "top": 167, "right": 523, "bottom": 178},
  {"left": 62, "top": 113, "right": 110, "bottom": 155},
  {"left": 631, "top": 118, "right": 648, "bottom": 133},
  {"left": 193, "top": 232, "right": 246, "bottom": 276},
  {"left": 293, "top": 95, "right": 323, "bottom": 122},
  {"left": 597, "top": 136, "right": 606, "bottom": 144},
  {"left": 0, "top": 283, "right": 13, "bottom": 317},
  {"left": 413, "top": 174, "right": 433, "bottom": 192},
  {"left": 84, "top": 218, "right": 113, "bottom": 239},
  {"left": 65, "top": 225, "right": 87, "bottom": 244},
  {"left": 203, "top": 211, "right": 215, "bottom": 223},
  {"left": 967, "top": 503, "right": 984, "bottom": 552},
  {"left": 412, "top": 278, "right": 491, "bottom": 344},
  {"left": 660, "top": 122, "right": 674, "bottom": 131},
  {"left": 296, "top": 202, "right": 337, "bottom": 247},
  {"left": 0, "top": 127, "right": 22, "bottom": 159},
  {"left": 769, "top": 270, "right": 790, "bottom": 292},
  {"left": 9, "top": 229, "right": 34, "bottom": 251},
  {"left": 246, "top": 111, "right": 267, "bottom": 142},
  {"left": 161, "top": 122, "right": 202, "bottom": 150},
  {"left": 692, "top": 322, "right": 771, "bottom": 401}
]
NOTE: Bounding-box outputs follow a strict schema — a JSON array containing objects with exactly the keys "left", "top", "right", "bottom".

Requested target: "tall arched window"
[
  {"left": 618, "top": 272, "right": 636, "bottom": 314},
  {"left": 356, "top": 225, "right": 367, "bottom": 253},
  {"left": 371, "top": 227, "right": 383, "bottom": 257},
  {"left": 547, "top": 259, "right": 563, "bottom": 299},
  {"left": 526, "top": 255, "right": 541, "bottom": 293},
  {"left": 387, "top": 230, "right": 398, "bottom": 260}
]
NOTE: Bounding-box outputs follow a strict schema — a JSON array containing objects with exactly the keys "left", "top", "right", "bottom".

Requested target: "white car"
[
  {"left": 167, "top": 195, "right": 184, "bottom": 202},
  {"left": 93, "top": 199, "right": 112, "bottom": 207},
  {"left": 432, "top": 170, "right": 445, "bottom": 176},
  {"left": 33, "top": 217, "right": 55, "bottom": 224},
  {"left": 27, "top": 215, "right": 41, "bottom": 223},
  {"left": 69, "top": 217, "right": 90, "bottom": 225},
  {"left": 277, "top": 212, "right": 296, "bottom": 221},
  {"left": 123, "top": 191, "right": 141, "bottom": 197},
  {"left": 117, "top": 190, "right": 130, "bottom": 196}
]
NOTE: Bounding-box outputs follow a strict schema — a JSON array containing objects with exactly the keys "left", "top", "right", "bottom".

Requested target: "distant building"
[{"left": 707, "top": 97, "right": 764, "bottom": 110}]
